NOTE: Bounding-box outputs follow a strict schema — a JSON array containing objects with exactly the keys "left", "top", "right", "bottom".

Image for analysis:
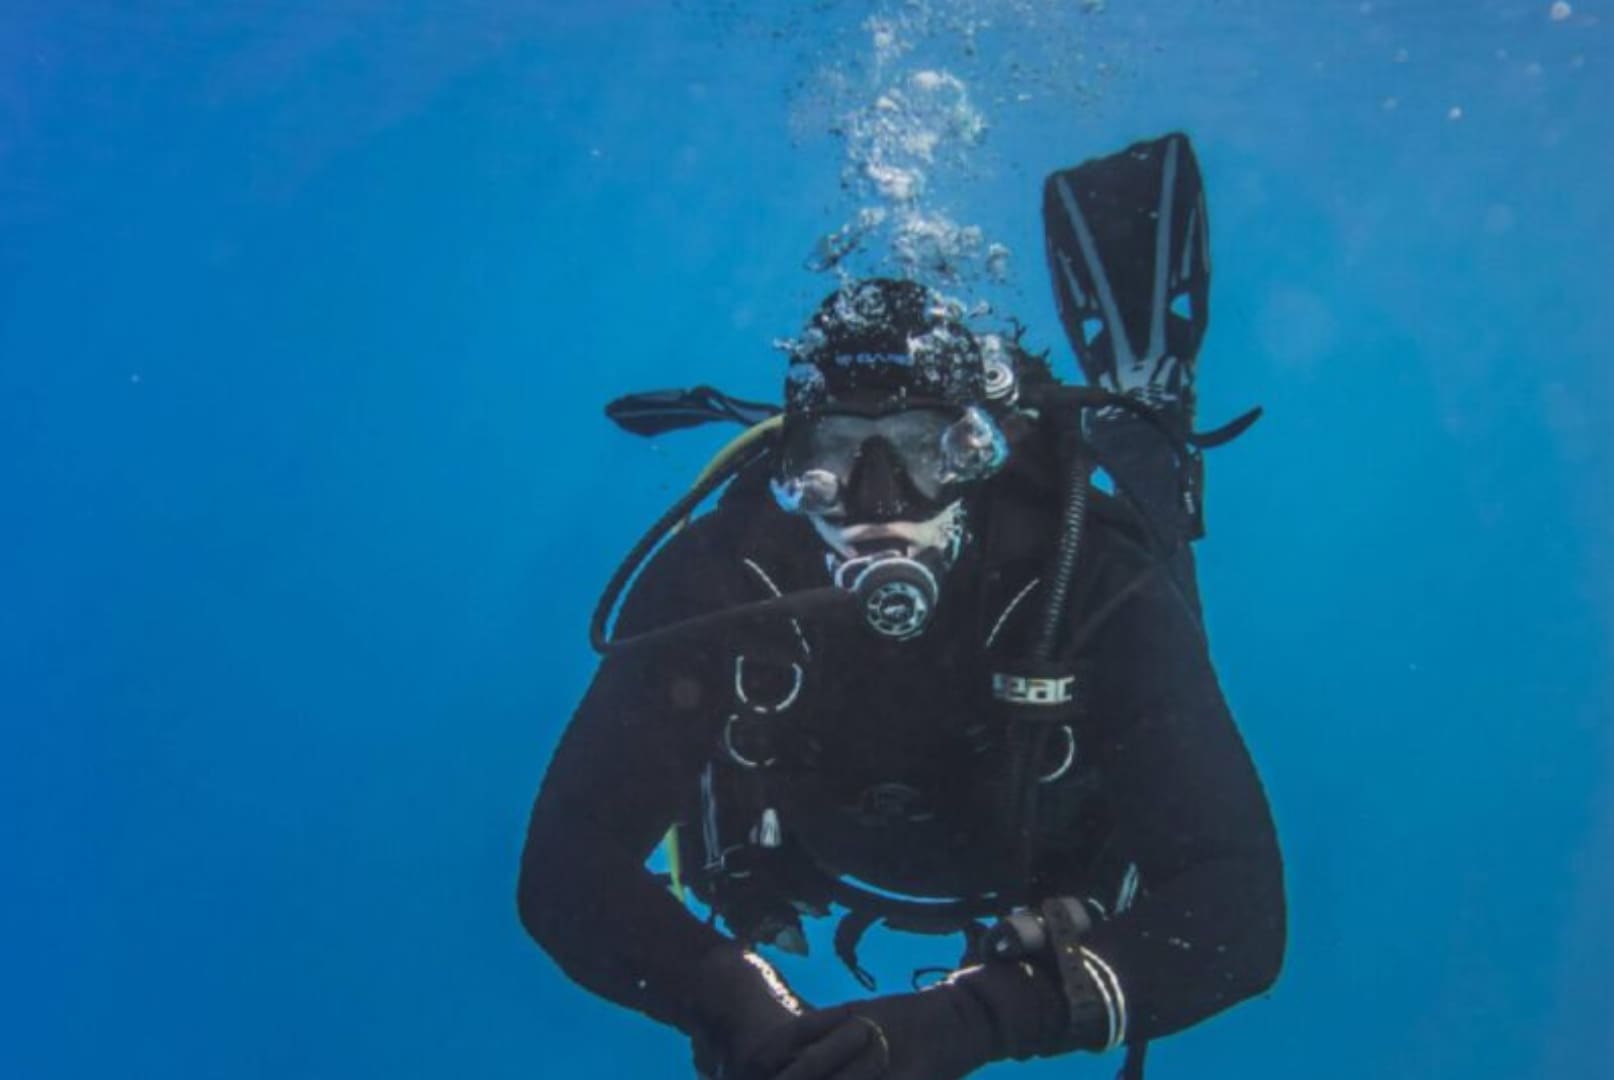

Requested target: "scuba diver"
[{"left": 518, "top": 133, "right": 1284, "bottom": 1080}]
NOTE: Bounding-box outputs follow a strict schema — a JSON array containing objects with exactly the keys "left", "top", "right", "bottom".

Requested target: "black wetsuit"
[{"left": 518, "top": 418, "right": 1285, "bottom": 1061}]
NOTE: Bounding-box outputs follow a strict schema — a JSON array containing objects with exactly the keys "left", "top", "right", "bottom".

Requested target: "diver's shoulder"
[
  {"left": 638, "top": 504, "right": 743, "bottom": 579},
  {"left": 1084, "top": 487, "right": 1155, "bottom": 552},
  {"left": 631, "top": 471, "right": 802, "bottom": 588},
  {"left": 611, "top": 513, "right": 749, "bottom": 642}
]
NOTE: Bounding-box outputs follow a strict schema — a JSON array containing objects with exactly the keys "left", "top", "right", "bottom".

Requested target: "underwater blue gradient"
[{"left": 2, "top": 2, "right": 1609, "bottom": 1077}]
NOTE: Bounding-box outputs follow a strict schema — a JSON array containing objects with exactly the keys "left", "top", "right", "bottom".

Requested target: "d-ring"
[
  {"left": 1038, "top": 725, "right": 1076, "bottom": 783},
  {"left": 733, "top": 655, "right": 804, "bottom": 714},
  {"left": 722, "top": 714, "right": 776, "bottom": 769}
]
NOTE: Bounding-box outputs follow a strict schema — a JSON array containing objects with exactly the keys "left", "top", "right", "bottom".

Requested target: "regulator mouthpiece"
[{"left": 833, "top": 550, "right": 941, "bottom": 640}]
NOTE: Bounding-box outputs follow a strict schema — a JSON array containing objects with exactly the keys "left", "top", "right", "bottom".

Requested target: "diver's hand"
[
  {"left": 765, "top": 984, "right": 998, "bottom": 1080},
  {"left": 762, "top": 961, "right": 1076, "bottom": 1080},
  {"left": 712, "top": 1010, "right": 876, "bottom": 1080},
  {"left": 690, "top": 946, "right": 817, "bottom": 1080}
]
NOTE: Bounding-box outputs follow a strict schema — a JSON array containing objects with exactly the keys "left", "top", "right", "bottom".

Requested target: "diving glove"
[
  {"left": 754, "top": 961, "right": 1077, "bottom": 1080},
  {"left": 691, "top": 946, "right": 813, "bottom": 1080}
]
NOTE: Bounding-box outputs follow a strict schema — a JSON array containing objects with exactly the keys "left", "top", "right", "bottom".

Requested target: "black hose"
[
  {"left": 589, "top": 448, "right": 763, "bottom": 653},
  {"left": 1004, "top": 428, "right": 1095, "bottom": 902},
  {"left": 597, "top": 586, "right": 856, "bottom": 658},
  {"left": 1032, "top": 447, "right": 1093, "bottom": 662},
  {"left": 589, "top": 439, "right": 863, "bottom": 656}
]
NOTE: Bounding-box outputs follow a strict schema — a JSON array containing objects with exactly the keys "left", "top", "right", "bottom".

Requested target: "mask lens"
[
  {"left": 777, "top": 408, "right": 1005, "bottom": 515},
  {"left": 771, "top": 468, "right": 841, "bottom": 515},
  {"left": 939, "top": 406, "right": 1008, "bottom": 484}
]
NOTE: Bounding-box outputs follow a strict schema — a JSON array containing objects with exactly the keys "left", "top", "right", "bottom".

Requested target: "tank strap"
[
  {"left": 1117, "top": 1041, "right": 1148, "bottom": 1079},
  {"left": 831, "top": 903, "right": 993, "bottom": 992},
  {"left": 833, "top": 910, "right": 880, "bottom": 991}
]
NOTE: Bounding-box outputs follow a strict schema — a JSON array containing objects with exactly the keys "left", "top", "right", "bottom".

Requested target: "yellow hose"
[
  {"left": 674, "top": 414, "right": 783, "bottom": 533},
  {"left": 665, "top": 827, "right": 687, "bottom": 903},
  {"left": 663, "top": 413, "right": 782, "bottom": 901},
  {"left": 692, "top": 415, "right": 783, "bottom": 487}
]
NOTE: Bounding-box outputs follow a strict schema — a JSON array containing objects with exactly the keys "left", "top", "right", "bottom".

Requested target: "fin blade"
[
  {"left": 605, "top": 385, "right": 779, "bottom": 437},
  {"left": 1042, "top": 133, "right": 1210, "bottom": 397}
]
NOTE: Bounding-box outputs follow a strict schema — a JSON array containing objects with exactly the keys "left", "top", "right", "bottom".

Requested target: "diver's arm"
[
  {"left": 517, "top": 648, "right": 731, "bottom": 1032},
  {"left": 1064, "top": 554, "right": 1287, "bottom": 1043},
  {"left": 517, "top": 520, "right": 805, "bottom": 1044}
]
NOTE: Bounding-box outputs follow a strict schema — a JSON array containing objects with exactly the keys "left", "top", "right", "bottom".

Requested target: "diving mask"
[{"left": 771, "top": 405, "right": 1008, "bottom": 523}]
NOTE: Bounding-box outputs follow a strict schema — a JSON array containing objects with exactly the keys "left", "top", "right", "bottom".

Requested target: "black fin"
[
  {"left": 604, "top": 384, "right": 779, "bottom": 437},
  {"left": 1042, "top": 133, "right": 1210, "bottom": 411}
]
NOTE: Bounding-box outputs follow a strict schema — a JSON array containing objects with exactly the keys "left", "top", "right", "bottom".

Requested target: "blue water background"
[{"left": 3, "top": 2, "right": 1610, "bottom": 1077}]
